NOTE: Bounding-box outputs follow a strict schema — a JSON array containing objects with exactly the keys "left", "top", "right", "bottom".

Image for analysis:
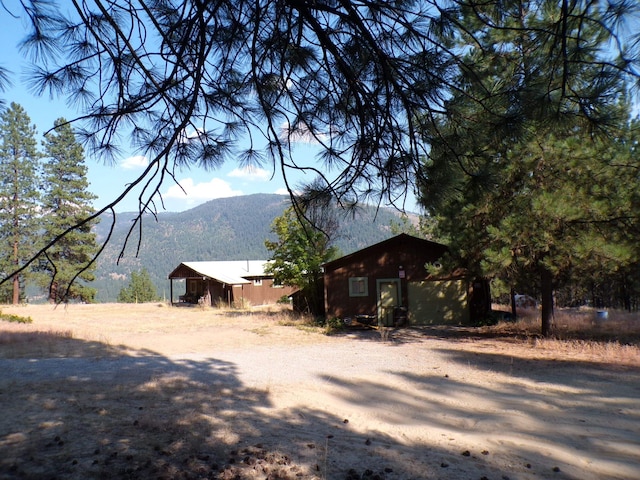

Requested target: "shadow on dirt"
[
  {"left": 332, "top": 325, "right": 521, "bottom": 346},
  {"left": 334, "top": 322, "right": 640, "bottom": 349},
  {"left": 317, "top": 347, "right": 640, "bottom": 480},
  {"left": 2, "top": 330, "right": 639, "bottom": 480},
  {"left": 0, "top": 333, "right": 487, "bottom": 480}
]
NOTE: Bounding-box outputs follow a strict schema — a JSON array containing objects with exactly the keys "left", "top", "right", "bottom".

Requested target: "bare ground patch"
[{"left": 1, "top": 303, "right": 639, "bottom": 480}]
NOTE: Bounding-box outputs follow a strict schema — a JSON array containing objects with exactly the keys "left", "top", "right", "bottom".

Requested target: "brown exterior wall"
[
  {"left": 174, "top": 277, "right": 294, "bottom": 307},
  {"left": 229, "top": 278, "right": 294, "bottom": 307},
  {"left": 324, "top": 234, "right": 448, "bottom": 320}
]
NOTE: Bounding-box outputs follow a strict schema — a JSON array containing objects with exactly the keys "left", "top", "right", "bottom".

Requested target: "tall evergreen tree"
[
  {"left": 38, "top": 118, "right": 100, "bottom": 303},
  {"left": 554, "top": 117, "right": 640, "bottom": 310},
  {"left": 419, "top": 2, "right": 639, "bottom": 335},
  {"left": 0, "top": 103, "right": 41, "bottom": 304}
]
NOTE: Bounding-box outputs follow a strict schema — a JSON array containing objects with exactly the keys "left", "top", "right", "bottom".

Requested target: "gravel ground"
[{"left": 1, "top": 306, "right": 639, "bottom": 480}]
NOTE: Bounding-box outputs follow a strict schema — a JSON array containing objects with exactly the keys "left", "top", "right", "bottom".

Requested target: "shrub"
[{"left": 0, "top": 310, "right": 33, "bottom": 324}]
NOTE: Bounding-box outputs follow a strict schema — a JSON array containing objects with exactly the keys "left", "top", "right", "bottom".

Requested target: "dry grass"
[
  {"left": 483, "top": 306, "right": 640, "bottom": 367},
  {"left": 0, "top": 302, "right": 331, "bottom": 359},
  {"left": 3, "top": 302, "right": 638, "bottom": 364},
  {"left": 0, "top": 329, "right": 75, "bottom": 357}
]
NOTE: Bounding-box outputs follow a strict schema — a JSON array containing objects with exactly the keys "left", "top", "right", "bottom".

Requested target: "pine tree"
[
  {"left": 0, "top": 103, "right": 41, "bottom": 304},
  {"left": 117, "top": 269, "right": 159, "bottom": 303},
  {"left": 38, "top": 118, "right": 100, "bottom": 303},
  {"left": 13, "top": 0, "right": 636, "bottom": 220},
  {"left": 419, "top": 3, "right": 639, "bottom": 335}
]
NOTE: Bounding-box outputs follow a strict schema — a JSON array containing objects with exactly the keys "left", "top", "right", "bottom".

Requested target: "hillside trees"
[
  {"left": 38, "top": 118, "right": 100, "bottom": 303},
  {"left": 0, "top": 103, "right": 41, "bottom": 304},
  {"left": 419, "top": 2, "right": 640, "bottom": 335},
  {"left": 88, "top": 194, "right": 403, "bottom": 302}
]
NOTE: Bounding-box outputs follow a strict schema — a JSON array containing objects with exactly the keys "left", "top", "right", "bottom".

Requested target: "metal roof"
[{"left": 168, "top": 260, "right": 271, "bottom": 285}]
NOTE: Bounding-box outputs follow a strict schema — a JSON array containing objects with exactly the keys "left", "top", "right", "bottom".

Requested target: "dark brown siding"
[
  {"left": 207, "top": 280, "right": 229, "bottom": 305},
  {"left": 324, "top": 234, "right": 449, "bottom": 319},
  {"left": 169, "top": 264, "right": 201, "bottom": 278},
  {"left": 172, "top": 274, "right": 295, "bottom": 307},
  {"left": 324, "top": 264, "right": 375, "bottom": 319}
]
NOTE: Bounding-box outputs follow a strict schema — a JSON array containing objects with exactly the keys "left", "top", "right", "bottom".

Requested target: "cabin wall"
[
  {"left": 175, "top": 277, "right": 294, "bottom": 307},
  {"left": 230, "top": 279, "right": 295, "bottom": 307},
  {"left": 321, "top": 235, "right": 494, "bottom": 325},
  {"left": 324, "top": 239, "right": 447, "bottom": 320}
]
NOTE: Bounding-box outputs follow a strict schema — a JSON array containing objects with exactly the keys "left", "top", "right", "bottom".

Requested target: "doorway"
[{"left": 377, "top": 279, "right": 401, "bottom": 326}]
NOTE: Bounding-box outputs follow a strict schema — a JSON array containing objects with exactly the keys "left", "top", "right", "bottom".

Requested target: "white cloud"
[
  {"left": 228, "top": 166, "right": 271, "bottom": 181},
  {"left": 120, "top": 155, "right": 148, "bottom": 169},
  {"left": 280, "top": 120, "right": 328, "bottom": 144},
  {"left": 274, "top": 187, "right": 303, "bottom": 197},
  {"left": 164, "top": 177, "right": 243, "bottom": 202},
  {"left": 178, "top": 127, "right": 205, "bottom": 144}
]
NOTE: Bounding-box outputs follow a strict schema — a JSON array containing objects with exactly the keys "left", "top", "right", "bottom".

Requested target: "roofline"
[
  {"left": 323, "top": 233, "right": 447, "bottom": 268},
  {"left": 168, "top": 261, "right": 272, "bottom": 284}
]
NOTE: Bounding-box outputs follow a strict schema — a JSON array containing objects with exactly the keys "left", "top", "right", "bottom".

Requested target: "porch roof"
[{"left": 168, "top": 260, "right": 271, "bottom": 285}]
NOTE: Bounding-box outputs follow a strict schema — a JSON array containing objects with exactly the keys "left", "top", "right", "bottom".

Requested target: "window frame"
[{"left": 349, "top": 276, "right": 369, "bottom": 297}]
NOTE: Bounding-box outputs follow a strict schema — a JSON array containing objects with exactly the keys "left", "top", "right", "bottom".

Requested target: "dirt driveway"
[{"left": 1, "top": 303, "right": 639, "bottom": 479}]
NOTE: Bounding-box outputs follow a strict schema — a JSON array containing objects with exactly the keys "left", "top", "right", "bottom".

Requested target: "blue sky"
[
  {"left": 0, "top": 8, "right": 332, "bottom": 214},
  {"left": 0, "top": 5, "right": 421, "bottom": 215}
]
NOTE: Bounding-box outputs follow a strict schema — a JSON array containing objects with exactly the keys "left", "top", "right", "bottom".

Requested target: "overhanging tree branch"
[{"left": 0, "top": 0, "right": 637, "bottom": 292}]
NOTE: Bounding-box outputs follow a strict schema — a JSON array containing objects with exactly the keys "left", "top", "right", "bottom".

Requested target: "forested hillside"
[{"left": 92, "top": 194, "right": 411, "bottom": 302}]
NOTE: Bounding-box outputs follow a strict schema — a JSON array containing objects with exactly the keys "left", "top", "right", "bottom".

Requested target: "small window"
[
  {"left": 253, "top": 279, "right": 263, "bottom": 286},
  {"left": 349, "top": 277, "right": 368, "bottom": 297}
]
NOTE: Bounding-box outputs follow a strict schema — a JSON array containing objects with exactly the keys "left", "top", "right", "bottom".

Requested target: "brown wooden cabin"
[
  {"left": 168, "top": 260, "right": 295, "bottom": 307},
  {"left": 323, "top": 234, "right": 490, "bottom": 326}
]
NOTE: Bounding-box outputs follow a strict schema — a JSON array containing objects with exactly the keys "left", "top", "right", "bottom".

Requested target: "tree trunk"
[
  {"left": 540, "top": 267, "right": 554, "bottom": 337},
  {"left": 49, "top": 281, "right": 58, "bottom": 304},
  {"left": 12, "top": 237, "right": 19, "bottom": 305},
  {"left": 12, "top": 274, "right": 20, "bottom": 305},
  {"left": 510, "top": 287, "right": 517, "bottom": 320},
  {"left": 307, "top": 276, "right": 325, "bottom": 317}
]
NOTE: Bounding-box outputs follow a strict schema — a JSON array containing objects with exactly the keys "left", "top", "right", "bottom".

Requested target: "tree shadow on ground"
[
  {"left": 332, "top": 325, "right": 521, "bottom": 346},
  {"left": 0, "top": 333, "right": 493, "bottom": 480},
  {"left": 334, "top": 323, "right": 640, "bottom": 349},
  {"left": 317, "top": 348, "right": 640, "bottom": 480},
  {"left": 2, "top": 330, "right": 639, "bottom": 480},
  {"left": 0, "top": 330, "right": 134, "bottom": 358}
]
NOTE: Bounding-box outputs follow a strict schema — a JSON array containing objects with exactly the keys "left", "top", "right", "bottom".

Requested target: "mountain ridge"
[{"left": 92, "top": 193, "right": 413, "bottom": 301}]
